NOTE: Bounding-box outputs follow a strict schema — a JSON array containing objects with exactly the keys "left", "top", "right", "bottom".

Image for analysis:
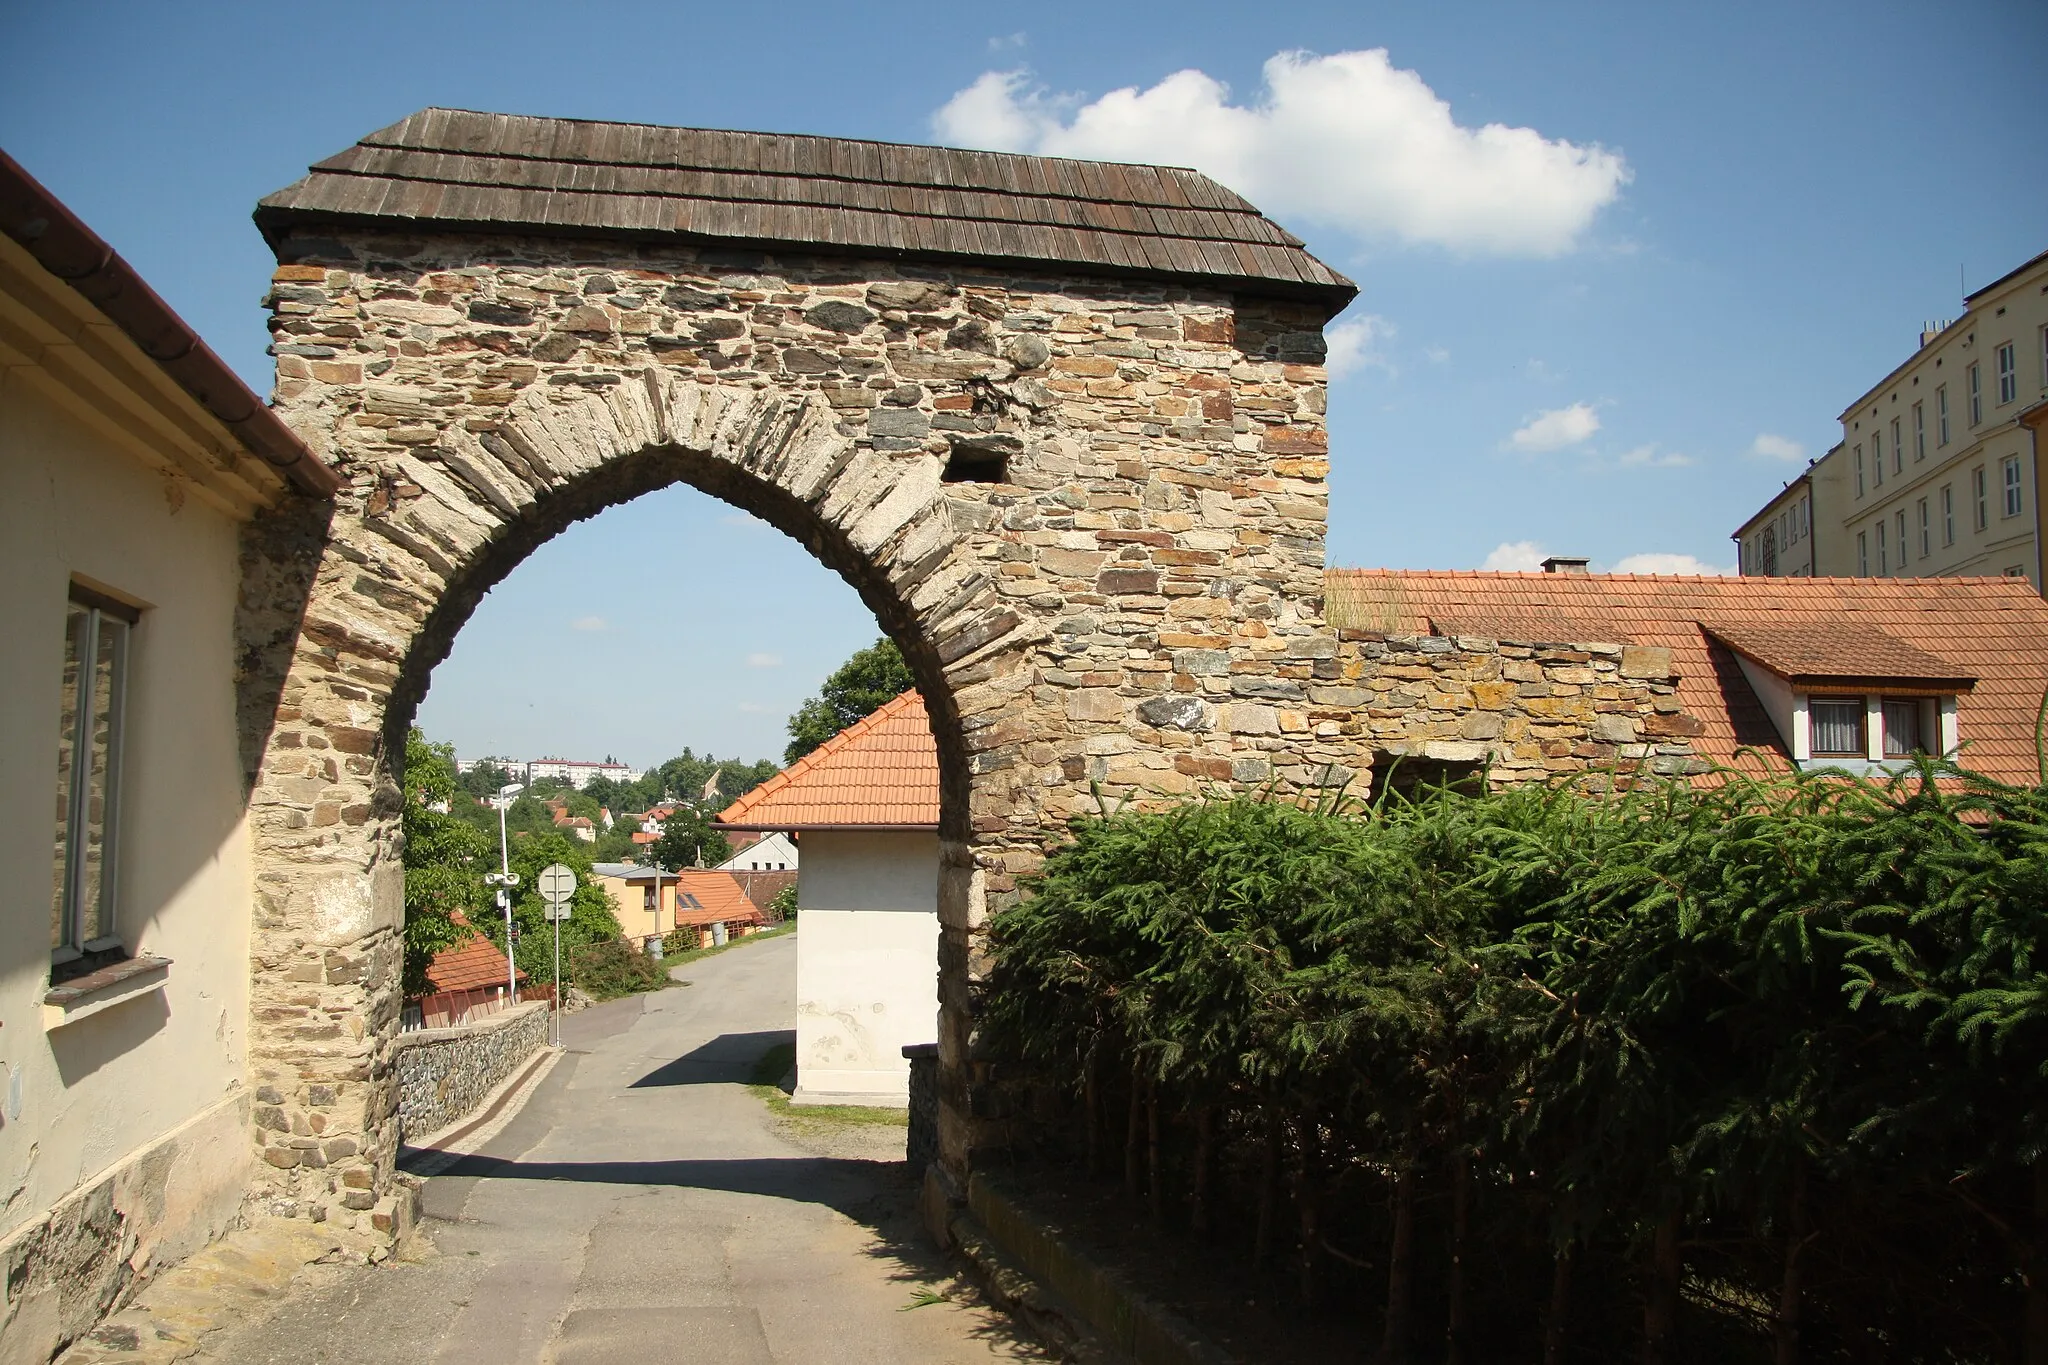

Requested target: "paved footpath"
[{"left": 198, "top": 933, "right": 1047, "bottom": 1365}]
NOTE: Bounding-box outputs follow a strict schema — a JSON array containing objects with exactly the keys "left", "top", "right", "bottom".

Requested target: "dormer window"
[
  {"left": 1809, "top": 698, "right": 1865, "bottom": 757},
  {"left": 1704, "top": 622, "right": 1974, "bottom": 773}
]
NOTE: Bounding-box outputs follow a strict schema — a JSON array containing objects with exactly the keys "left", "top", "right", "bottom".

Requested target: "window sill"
[{"left": 43, "top": 955, "right": 171, "bottom": 1030}]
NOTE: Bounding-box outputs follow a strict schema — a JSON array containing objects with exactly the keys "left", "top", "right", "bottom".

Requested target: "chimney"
[{"left": 1541, "top": 556, "right": 1591, "bottom": 575}]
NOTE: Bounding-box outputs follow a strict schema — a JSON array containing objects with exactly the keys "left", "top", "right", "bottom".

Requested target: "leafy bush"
[
  {"left": 981, "top": 759, "right": 2048, "bottom": 1362},
  {"left": 768, "top": 884, "right": 798, "bottom": 920},
  {"left": 568, "top": 937, "right": 668, "bottom": 1000}
]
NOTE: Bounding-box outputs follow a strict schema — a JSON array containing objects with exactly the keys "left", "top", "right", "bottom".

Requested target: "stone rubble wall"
[
  {"left": 391, "top": 1001, "right": 549, "bottom": 1147},
  {"left": 241, "top": 229, "right": 1339, "bottom": 1210},
  {"left": 0, "top": 1093, "right": 251, "bottom": 1363}
]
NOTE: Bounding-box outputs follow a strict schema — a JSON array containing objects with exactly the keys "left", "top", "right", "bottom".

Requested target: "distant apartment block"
[
  {"left": 455, "top": 756, "right": 645, "bottom": 788},
  {"left": 1735, "top": 248, "right": 2047, "bottom": 590}
]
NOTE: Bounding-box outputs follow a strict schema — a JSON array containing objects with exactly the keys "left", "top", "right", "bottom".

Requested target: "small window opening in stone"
[
  {"left": 1368, "top": 752, "right": 1486, "bottom": 804},
  {"left": 942, "top": 449, "right": 1007, "bottom": 483}
]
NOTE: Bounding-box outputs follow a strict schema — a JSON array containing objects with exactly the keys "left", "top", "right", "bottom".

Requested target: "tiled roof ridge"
[
  {"left": 1331, "top": 567, "right": 2037, "bottom": 587},
  {"left": 715, "top": 690, "right": 925, "bottom": 827}
]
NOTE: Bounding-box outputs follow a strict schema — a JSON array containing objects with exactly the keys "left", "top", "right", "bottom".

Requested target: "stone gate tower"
[{"left": 240, "top": 109, "right": 1354, "bottom": 1220}]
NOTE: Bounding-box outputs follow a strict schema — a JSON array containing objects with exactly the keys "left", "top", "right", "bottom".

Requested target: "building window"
[
  {"left": 2041, "top": 325, "right": 2048, "bottom": 389},
  {"left": 2006, "top": 455, "right": 2024, "bottom": 517},
  {"left": 1968, "top": 362, "right": 1981, "bottom": 426},
  {"left": 1997, "top": 342, "right": 2017, "bottom": 405},
  {"left": 1810, "top": 698, "right": 1865, "bottom": 756},
  {"left": 1882, "top": 699, "right": 1925, "bottom": 757},
  {"left": 643, "top": 884, "right": 657, "bottom": 911},
  {"left": 53, "top": 585, "right": 136, "bottom": 966},
  {"left": 1857, "top": 530, "right": 1868, "bottom": 575},
  {"left": 1896, "top": 509, "right": 1908, "bottom": 565},
  {"left": 1937, "top": 385, "right": 1950, "bottom": 445},
  {"left": 1917, "top": 497, "right": 1930, "bottom": 557},
  {"left": 1913, "top": 401, "right": 1925, "bottom": 460},
  {"left": 1854, "top": 445, "right": 1866, "bottom": 496},
  {"left": 1941, "top": 484, "right": 1955, "bottom": 545},
  {"left": 1872, "top": 431, "right": 1885, "bottom": 486},
  {"left": 1975, "top": 466, "right": 1989, "bottom": 531},
  {"left": 1891, "top": 417, "right": 1903, "bottom": 473},
  {"left": 1875, "top": 518, "right": 1888, "bottom": 573}
]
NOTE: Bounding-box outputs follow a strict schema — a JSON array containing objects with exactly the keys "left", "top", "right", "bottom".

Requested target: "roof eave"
[
  {"left": 714, "top": 821, "right": 938, "bottom": 833},
  {"left": 251, "top": 203, "right": 1359, "bottom": 315},
  {"left": 3, "top": 151, "right": 339, "bottom": 500}
]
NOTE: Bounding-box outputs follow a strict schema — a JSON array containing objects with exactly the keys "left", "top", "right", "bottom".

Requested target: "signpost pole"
[{"left": 535, "top": 863, "right": 577, "bottom": 1050}]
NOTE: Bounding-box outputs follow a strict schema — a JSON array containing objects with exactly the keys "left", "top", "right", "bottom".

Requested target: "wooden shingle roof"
[{"left": 255, "top": 108, "right": 1355, "bottom": 307}]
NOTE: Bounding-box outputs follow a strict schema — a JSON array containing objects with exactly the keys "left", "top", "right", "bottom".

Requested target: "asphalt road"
[{"left": 201, "top": 933, "right": 1046, "bottom": 1364}]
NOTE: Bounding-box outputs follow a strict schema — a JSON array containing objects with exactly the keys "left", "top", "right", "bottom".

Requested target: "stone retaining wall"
[{"left": 392, "top": 1001, "right": 548, "bottom": 1146}]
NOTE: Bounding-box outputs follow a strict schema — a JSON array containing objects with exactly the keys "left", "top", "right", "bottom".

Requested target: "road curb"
[{"left": 398, "top": 1043, "right": 562, "bottom": 1178}]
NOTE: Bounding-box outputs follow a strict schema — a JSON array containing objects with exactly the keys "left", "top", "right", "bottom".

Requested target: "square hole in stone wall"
[
  {"left": 942, "top": 448, "right": 1008, "bottom": 483},
  {"left": 1369, "top": 752, "right": 1486, "bottom": 804}
]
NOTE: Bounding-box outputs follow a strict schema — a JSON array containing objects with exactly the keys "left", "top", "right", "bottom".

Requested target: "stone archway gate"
[{"left": 238, "top": 108, "right": 1355, "bottom": 1222}]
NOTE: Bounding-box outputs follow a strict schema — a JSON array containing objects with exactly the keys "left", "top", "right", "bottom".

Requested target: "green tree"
[
  {"left": 470, "top": 830, "right": 626, "bottom": 989},
  {"left": 651, "top": 804, "right": 732, "bottom": 870},
  {"left": 455, "top": 755, "right": 517, "bottom": 802},
  {"left": 784, "top": 637, "right": 915, "bottom": 763},
  {"left": 400, "top": 729, "right": 494, "bottom": 996}
]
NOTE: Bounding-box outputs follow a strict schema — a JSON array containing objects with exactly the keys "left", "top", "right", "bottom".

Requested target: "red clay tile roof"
[
  {"left": 668, "top": 870, "right": 766, "bottom": 927},
  {"left": 716, "top": 691, "right": 939, "bottom": 830},
  {"left": 1326, "top": 570, "right": 2048, "bottom": 784},
  {"left": 1703, "top": 622, "right": 1976, "bottom": 690},
  {"left": 424, "top": 913, "right": 523, "bottom": 993}
]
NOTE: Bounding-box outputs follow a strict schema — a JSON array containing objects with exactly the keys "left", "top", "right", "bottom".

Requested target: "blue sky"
[{"left": 6, "top": 0, "right": 2042, "bottom": 766}]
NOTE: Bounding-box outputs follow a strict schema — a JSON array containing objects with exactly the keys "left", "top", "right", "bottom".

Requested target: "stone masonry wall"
[
  {"left": 392, "top": 1002, "right": 548, "bottom": 1146},
  {"left": 241, "top": 229, "right": 1340, "bottom": 1218}
]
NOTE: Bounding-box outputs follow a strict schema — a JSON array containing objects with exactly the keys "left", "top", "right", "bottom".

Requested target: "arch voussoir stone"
[{"left": 240, "top": 222, "right": 1350, "bottom": 1230}]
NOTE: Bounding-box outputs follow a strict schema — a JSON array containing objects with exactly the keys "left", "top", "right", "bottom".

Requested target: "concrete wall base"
[{"left": 0, "top": 1092, "right": 252, "bottom": 1365}]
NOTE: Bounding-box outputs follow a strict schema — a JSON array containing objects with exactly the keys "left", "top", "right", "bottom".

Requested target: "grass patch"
[
  {"left": 661, "top": 922, "right": 795, "bottom": 978},
  {"left": 745, "top": 1041, "right": 908, "bottom": 1129}
]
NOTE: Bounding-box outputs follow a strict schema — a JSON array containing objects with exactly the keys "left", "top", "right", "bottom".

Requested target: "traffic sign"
[{"left": 538, "top": 863, "right": 578, "bottom": 919}]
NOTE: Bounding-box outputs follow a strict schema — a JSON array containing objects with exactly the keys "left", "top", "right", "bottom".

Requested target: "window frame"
[
  {"left": 1857, "top": 530, "right": 1868, "bottom": 575},
  {"left": 1975, "top": 466, "right": 1989, "bottom": 531},
  {"left": 1872, "top": 430, "right": 1885, "bottom": 486},
  {"left": 1881, "top": 698, "right": 1927, "bottom": 758},
  {"left": 1937, "top": 384, "right": 1950, "bottom": 445},
  {"left": 1917, "top": 497, "right": 1930, "bottom": 558},
  {"left": 1968, "top": 362, "right": 1982, "bottom": 426},
  {"left": 1997, "top": 341, "right": 2017, "bottom": 406},
  {"left": 1854, "top": 444, "right": 1866, "bottom": 497},
  {"left": 53, "top": 583, "right": 138, "bottom": 970},
  {"left": 1808, "top": 697, "right": 1867, "bottom": 757},
  {"left": 1913, "top": 401, "right": 1925, "bottom": 460},
  {"left": 1896, "top": 509, "right": 1908, "bottom": 565},
  {"left": 1941, "top": 484, "right": 1955, "bottom": 546},
  {"left": 1875, "top": 517, "right": 1888, "bottom": 573},
  {"left": 2004, "top": 455, "right": 2024, "bottom": 518},
  {"left": 1891, "top": 416, "right": 1903, "bottom": 473}
]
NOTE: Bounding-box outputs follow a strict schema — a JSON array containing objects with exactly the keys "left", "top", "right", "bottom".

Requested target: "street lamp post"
[{"left": 484, "top": 782, "right": 524, "bottom": 1004}]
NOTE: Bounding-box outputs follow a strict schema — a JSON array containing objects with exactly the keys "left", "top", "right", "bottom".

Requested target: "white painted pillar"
[{"left": 1865, "top": 694, "right": 1886, "bottom": 761}]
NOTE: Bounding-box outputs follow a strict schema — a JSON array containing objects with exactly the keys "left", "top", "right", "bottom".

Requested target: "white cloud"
[
  {"left": 988, "top": 31, "right": 1027, "bottom": 52},
  {"left": 1606, "top": 552, "right": 1734, "bottom": 576},
  {"left": 1750, "top": 433, "right": 1806, "bottom": 462},
  {"left": 745, "top": 652, "right": 783, "bottom": 668},
  {"left": 933, "top": 50, "right": 1630, "bottom": 256},
  {"left": 1508, "top": 402, "right": 1601, "bottom": 452},
  {"left": 1424, "top": 345, "right": 1450, "bottom": 364},
  {"left": 1325, "top": 313, "right": 1395, "bottom": 378},
  {"left": 1617, "top": 443, "right": 1693, "bottom": 469},
  {"left": 569, "top": 616, "right": 608, "bottom": 632},
  {"left": 1481, "top": 540, "right": 1547, "bottom": 572}
]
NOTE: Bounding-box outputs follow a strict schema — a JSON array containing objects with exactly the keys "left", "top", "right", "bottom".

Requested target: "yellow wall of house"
[{"left": 0, "top": 379, "right": 255, "bottom": 1246}]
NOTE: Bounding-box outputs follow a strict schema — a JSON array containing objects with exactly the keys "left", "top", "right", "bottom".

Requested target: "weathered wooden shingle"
[{"left": 257, "top": 108, "right": 1354, "bottom": 307}]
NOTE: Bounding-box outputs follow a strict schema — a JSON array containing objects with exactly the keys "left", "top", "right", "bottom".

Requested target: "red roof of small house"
[
  {"left": 716, "top": 691, "right": 939, "bottom": 830},
  {"left": 1325, "top": 569, "right": 2048, "bottom": 784},
  {"left": 668, "top": 871, "right": 767, "bottom": 927},
  {"left": 423, "top": 912, "right": 524, "bottom": 993}
]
